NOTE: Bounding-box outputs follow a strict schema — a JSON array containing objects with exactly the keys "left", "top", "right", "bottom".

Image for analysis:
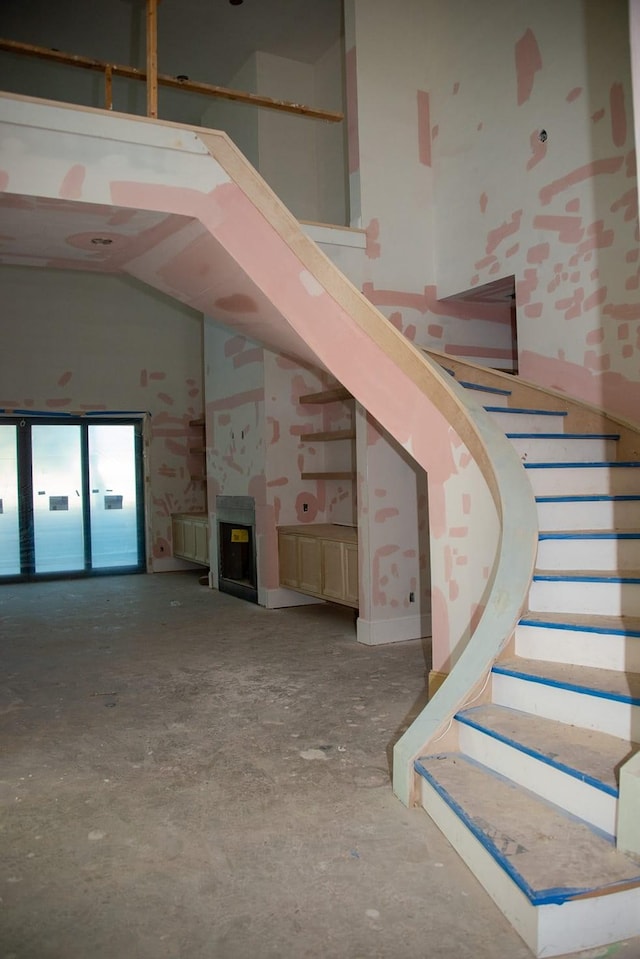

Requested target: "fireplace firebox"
[{"left": 216, "top": 496, "right": 258, "bottom": 604}]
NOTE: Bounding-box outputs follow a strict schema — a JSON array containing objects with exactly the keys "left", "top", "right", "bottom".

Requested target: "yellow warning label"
[{"left": 231, "top": 528, "right": 249, "bottom": 543}]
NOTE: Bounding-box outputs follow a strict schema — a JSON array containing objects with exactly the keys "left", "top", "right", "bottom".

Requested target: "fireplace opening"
[{"left": 216, "top": 495, "right": 258, "bottom": 604}]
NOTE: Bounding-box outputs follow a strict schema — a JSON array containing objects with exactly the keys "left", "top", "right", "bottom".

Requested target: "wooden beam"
[
  {"left": 146, "top": 0, "right": 158, "bottom": 118},
  {"left": 0, "top": 38, "right": 344, "bottom": 122},
  {"left": 104, "top": 64, "right": 113, "bottom": 110}
]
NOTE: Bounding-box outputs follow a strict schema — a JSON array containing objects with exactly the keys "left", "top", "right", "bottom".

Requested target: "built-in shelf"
[
  {"left": 301, "top": 471, "right": 356, "bottom": 481},
  {"left": 188, "top": 418, "right": 207, "bottom": 483},
  {"left": 299, "top": 429, "right": 356, "bottom": 442},
  {"left": 299, "top": 387, "right": 352, "bottom": 404}
]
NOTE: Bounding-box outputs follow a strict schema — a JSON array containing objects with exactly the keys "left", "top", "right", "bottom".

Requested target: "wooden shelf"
[
  {"left": 300, "top": 429, "right": 355, "bottom": 442},
  {"left": 299, "top": 387, "right": 352, "bottom": 404},
  {"left": 301, "top": 471, "right": 356, "bottom": 480}
]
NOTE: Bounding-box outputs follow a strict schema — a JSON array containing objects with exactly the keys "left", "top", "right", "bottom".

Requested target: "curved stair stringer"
[
  {"left": 424, "top": 350, "right": 640, "bottom": 860},
  {"left": 0, "top": 91, "right": 538, "bottom": 811},
  {"left": 197, "top": 131, "right": 540, "bottom": 808}
]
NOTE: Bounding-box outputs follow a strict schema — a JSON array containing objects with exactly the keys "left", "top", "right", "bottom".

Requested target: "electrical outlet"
[
  {"left": 303, "top": 503, "right": 308, "bottom": 512},
  {"left": 409, "top": 591, "right": 415, "bottom": 603}
]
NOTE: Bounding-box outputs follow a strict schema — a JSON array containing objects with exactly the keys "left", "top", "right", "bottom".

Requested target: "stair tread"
[
  {"left": 495, "top": 657, "right": 640, "bottom": 705},
  {"left": 520, "top": 610, "right": 640, "bottom": 635},
  {"left": 415, "top": 752, "right": 640, "bottom": 904},
  {"left": 456, "top": 703, "right": 636, "bottom": 793}
]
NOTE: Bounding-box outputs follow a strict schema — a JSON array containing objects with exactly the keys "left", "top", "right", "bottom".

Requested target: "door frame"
[{"left": 0, "top": 414, "right": 148, "bottom": 582}]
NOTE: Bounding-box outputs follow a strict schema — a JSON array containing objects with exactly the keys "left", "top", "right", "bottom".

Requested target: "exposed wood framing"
[
  {"left": 104, "top": 64, "right": 113, "bottom": 110},
  {"left": 0, "top": 38, "right": 343, "bottom": 122},
  {"left": 146, "top": 0, "right": 158, "bottom": 118}
]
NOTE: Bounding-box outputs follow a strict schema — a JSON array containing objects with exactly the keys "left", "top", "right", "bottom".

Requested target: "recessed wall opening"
[
  {"left": 441, "top": 275, "right": 518, "bottom": 374},
  {"left": 216, "top": 495, "right": 258, "bottom": 604}
]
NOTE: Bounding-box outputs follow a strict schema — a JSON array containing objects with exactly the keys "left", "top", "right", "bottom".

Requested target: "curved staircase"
[{"left": 409, "top": 359, "right": 640, "bottom": 958}]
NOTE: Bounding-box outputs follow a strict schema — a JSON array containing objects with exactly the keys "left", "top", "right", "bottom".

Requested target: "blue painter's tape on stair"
[
  {"left": 526, "top": 461, "right": 640, "bottom": 469},
  {"left": 506, "top": 433, "right": 620, "bottom": 440},
  {"left": 460, "top": 381, "right": 511, "bottom": 396},
  {"left": 533, "top": 573, "right": 640, "bottom": 584},
  {"left": 519, "top": 617, "right": 640, "bottom": 638},
  {"left": 536, "top": 494, "right": 640, "bottom": 503},
  {"left": 538, "top": 531, "right": 640, "bottom": 540},
  {"left": 484, "top": 407, "right": 567, "bottom": 416},
  {"left": 454, "top": 710, "right": 618, "bottom": 797},
  {"left": 491, "top": 664, "right": 640, "bottom": 707}
]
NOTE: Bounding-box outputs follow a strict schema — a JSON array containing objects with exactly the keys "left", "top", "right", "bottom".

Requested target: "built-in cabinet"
[
  {"left": 278, "top": 524, "right": 358, "bottom": 609},
  {"left": 171, "top": 512, "right": 209, "bottom": 566}
]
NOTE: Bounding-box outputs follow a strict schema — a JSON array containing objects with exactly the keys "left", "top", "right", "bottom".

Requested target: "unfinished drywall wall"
[
  {"left": 427, "top": 0, "right": 639, "bottom": 420},
  {"left": 344, "top": 0, "right": 515, "bottom": 367},
  {"left": 355, "top": 407, "right": 431, "bottom": 645},
  {"left": 204, "top": 320, "right": 356, "bottom": 604},
  {"left": 203, "top": 48, "right": 347, "bottom": 225},
  {"left": 201, "top": 57, "right": 260, "bottom": 170},
  {"left": 0, "top": 265, "right": 205, "bottom": 568}
]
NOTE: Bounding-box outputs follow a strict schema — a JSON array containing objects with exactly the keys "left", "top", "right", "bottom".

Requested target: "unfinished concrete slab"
[{"left": 0, "top": 572, "right": 633, "bottom": 959}]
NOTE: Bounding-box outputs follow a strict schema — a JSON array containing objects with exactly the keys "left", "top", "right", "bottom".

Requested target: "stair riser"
[
  {"left": 492, "top": 672, "right": 638, "bottom": 740},
  {"left": 418, "top": 777, "right": 540, "bottom": 953},
  {"left": 526, "top": 467, "right": 640, "bottom": 497},
  {"left": 457, "top": 722, "right": 616, "bottom": 835},
  {"left": 510, "top": 437, "right": 618, "bottom": 463},
  {"left": 529, "top": 578, "right": 640, "bottom": 617},
  {"left": 536, "top": 499, "right": 640, "bottom": 531},
  {"left": 536, "top": 537, "right": 640, "bottom": 571},
  {"left": 487, "top": 410, "right": 566, "bottom": 434},
  {"left": 515, "top": 623, "right": 640, "bottom": 673},
  {"left": 418, "top": 775, "right": 640, "bottom": 958}
]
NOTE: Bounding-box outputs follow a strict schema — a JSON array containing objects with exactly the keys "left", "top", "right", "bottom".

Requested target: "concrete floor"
[{"left": 0, "top": 572, "right": 636, "bottom": 959}]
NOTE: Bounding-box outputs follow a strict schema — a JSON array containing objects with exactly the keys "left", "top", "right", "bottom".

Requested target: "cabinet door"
[
  {"left": 172, "top": 517, "right": 186, "bottom": 557},
  {"left": 278, "top": 533, "right": 300, "bottom": 588},
  {"left": 298, "top": 535, "right": 322, "bottom": 593},
  {"left": 321, "top": 539, "right": 345, "bottom": 601},
  {"left": 344, "top": 543, "right": 359, "bottom": 606},
  {"left": 183, "top": 520, "right": 196, "bottom": 559},
  {"left": 193, "top": 520, "right": 209, "bottom": 565}
]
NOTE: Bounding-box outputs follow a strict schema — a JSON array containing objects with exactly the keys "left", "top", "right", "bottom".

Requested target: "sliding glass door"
[
  {"left": 0, "top": 417, "right": 145, "bottom": 581},
  {"left": 0, "top": 425, "right": 20, "bottom": 576}
]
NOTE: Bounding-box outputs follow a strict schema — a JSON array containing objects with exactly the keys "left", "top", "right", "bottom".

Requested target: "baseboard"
[
  {"left": 357, "top": 613, "right": 431, "bottom": 646},
  {"left": 428, "top": 670, "right": 449, "bottom": 697},
  {"left": 260, "top": 587, "right": 326, "bottom": 609}
]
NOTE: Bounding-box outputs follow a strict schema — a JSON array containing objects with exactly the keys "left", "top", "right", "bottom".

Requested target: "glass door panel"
[
  {"left": 32, "top": 424, "right": 85, "bottom": 573},
  {"left": 89, "top": 424, "right": 139, "bottom": 568},
  {"left": 0, "top": 425, "right": 20, "bottom": 575}
]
